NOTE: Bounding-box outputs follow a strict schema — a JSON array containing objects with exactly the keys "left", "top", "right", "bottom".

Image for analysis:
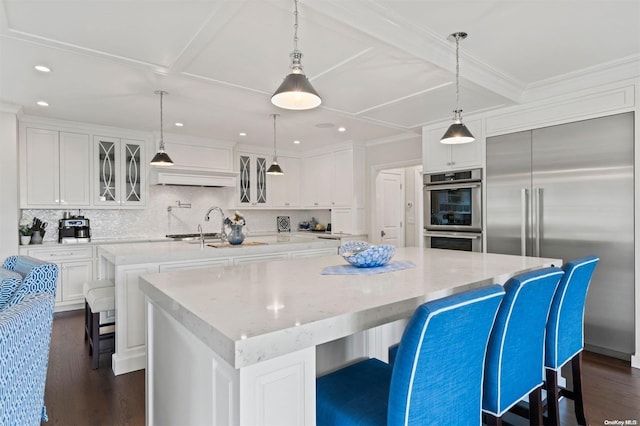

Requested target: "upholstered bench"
[{"left": 84, "top": 280, "right": 115, "bottom": 369}]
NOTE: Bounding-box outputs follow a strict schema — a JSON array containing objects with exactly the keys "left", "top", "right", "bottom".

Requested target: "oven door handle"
[
  {"left": 424, "top": 182, "right": 481, "bottom": 191},
  {"left": 424, "top": 232, "right": 481, "bottom": 239}
]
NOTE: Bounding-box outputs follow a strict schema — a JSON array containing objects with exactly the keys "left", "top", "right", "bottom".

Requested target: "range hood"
[{"left": 149, "top": 167, "right": 238, "bottom": 187}]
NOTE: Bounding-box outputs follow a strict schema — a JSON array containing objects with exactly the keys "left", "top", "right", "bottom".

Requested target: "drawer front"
[{"left": 26, "top": 246, "right": 94, "bottom": 261}]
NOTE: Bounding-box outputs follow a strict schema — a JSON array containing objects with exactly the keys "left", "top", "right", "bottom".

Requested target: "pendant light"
[
  {"left": 440, "top": 32, "right": 475, "bottom": 145},
  {"left": 150, "top": 90, "right": 174, "bottom": 166},
  {"left": 266, "top": 114, "right": 284, "bottom": 175},
  {"left": 271, "top": 0, "right": 321, "bottom": 110}
]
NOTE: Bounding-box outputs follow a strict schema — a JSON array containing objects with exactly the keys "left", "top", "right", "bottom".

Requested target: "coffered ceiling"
[{"left": 0, "top": 0, "right": 638, "bottom": 151}]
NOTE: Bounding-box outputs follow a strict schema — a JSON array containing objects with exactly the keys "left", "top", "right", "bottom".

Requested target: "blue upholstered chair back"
[
  {"left": 1, "top": 256, "right": 58, "bottom": 308},
  {"left": 545, "top": 256, "right": 599, "bottom": 370},
  {"left": 387, "top": 284, "right": 505, "bottom": 425},
  {"left": 0, "top": 293, "right": 55, "bottom": 424},
  {"left": 482, "top": 267, "right": 564, "bottom": 417}
]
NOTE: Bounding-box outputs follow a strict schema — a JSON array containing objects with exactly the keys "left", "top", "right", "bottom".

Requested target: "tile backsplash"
[{"left": 21, "top": 186, "right": 330, "bottom": 242}]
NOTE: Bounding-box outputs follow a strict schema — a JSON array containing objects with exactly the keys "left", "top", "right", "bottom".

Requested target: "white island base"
[
  {"left": 147, "top": 301, "right": 316, "bottom": 425},
  {"left": 140, "top": 248, "right": 561, "bottom": 426}
]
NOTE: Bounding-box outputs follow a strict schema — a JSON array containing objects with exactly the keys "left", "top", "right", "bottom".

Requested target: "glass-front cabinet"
[
  {"left": 238, "top": 152, "right": 268, "bottom": 207},
  {"left": 94, "top": 136, "right": 145, "bottom": 207}
]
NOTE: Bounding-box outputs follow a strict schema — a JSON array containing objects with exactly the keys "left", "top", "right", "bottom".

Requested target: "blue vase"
[{"left": 227, "top": 224, "right": 245, "bottom": 245}]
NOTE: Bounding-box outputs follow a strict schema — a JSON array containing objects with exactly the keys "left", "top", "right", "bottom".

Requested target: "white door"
[{"left": 375, "top": 170, "right": 404, "bottom": 246}]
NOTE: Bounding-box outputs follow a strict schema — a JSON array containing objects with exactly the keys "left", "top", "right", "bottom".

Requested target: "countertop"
[
  {"left": 98, "top": 234, "right": 340, "bottom": 265},
  {"left": 138, "top": 247, "right": 561, "bottom": 368}
]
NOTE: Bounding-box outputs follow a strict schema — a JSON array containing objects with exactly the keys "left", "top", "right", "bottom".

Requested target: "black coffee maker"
[{"left": 58, "top": 216, "right": 91, "bottom": 243}]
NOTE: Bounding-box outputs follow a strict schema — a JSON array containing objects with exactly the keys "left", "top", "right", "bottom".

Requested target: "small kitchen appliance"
[{"left": 58, "top": 216, "right": 91, "bottom": 243}]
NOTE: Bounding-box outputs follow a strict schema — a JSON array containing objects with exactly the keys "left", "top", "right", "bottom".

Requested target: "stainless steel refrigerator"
[{"left": 486, "top": 112, "right": 634, "bottom": 357}]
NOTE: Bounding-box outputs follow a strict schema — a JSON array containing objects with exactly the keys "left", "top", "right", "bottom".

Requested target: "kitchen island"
[
  {"left": 97, "top": 235, "right": 340, "bottom": 375},
  {"left": 139, "top": 247, "right": 561, "bottom": 426}
]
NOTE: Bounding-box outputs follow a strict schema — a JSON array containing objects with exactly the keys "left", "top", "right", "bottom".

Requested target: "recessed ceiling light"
[
  {"left": 37, "top": 101, "right": 49, "bottom": 107},
  {"left": 239, "top": 132, "right": 247, "bottom": 136},
  {"left": 337, "top": 126, "right": 346, "bottom": 132},
  {"left": 174, "top": 122, "right": 184, "bottom": 127},
  {"left": 293, "top": 140, "right": 301, "bottom": 144},
  {"left": 35, "top": 65, "right": 51, "bottom": 73}
]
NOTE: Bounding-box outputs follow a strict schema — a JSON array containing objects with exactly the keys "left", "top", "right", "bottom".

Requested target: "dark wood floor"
[{"left": 45, "top": 310, "right": 640, "bottom": 425}]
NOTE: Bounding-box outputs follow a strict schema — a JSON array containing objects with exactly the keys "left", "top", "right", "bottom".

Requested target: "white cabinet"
[
  {"left": 423, "top": 119, "right": 483, "bottom": 172},
  {"left": 94, "top": 136, "right": 146, "bottom": 207},
  {"left": 237, "top": 152, "right": 270, "bottom": 207},
  {"left": 21, "top": 245, "right": 95, "bottom": 312},
  {"left": 302, "top": 147, "right": 364, "bottom": 209},
  {"left": 302, "top": 152, "right": 333, "bottom": 207},
  {"left": 20, "top": 128, "right": 91, "bottom": 208},
  {"left": 269, "top": 156, "right": 301, "bottom": 207}
]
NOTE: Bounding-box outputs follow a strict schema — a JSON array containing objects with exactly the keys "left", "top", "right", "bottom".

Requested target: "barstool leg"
[
  {"left": 545, "top": 368, "right": 561, "bottom": 426},
  {"left": 91, "top": 311, "right": 100, "bottom": 370},
  {"left": 528, "top": 386, "right": 543, "bottom": 426},
  {"left": 84, "top": 300, "right": 89, "bottom": 341},
  {"left": 572, "top": 352, "right": 587, "bottom": 425}
]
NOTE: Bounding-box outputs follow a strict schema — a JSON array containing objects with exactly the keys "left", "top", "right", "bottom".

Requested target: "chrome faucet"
[
  {"left": 204, "top": 206, "right": 227, "bottom": 242},
  {"left": 197, "top": 224, "right": 204, "bottom": 248}
]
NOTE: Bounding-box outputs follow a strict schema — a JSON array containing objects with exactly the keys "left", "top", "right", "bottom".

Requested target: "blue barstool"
[
  {"left": 545, "top": 256, "right": 599, "bottom": 426},
  {"left": 482, "top": 267, "right": 564, "bottom": 426},
  {"left": 316, "top": 284, "right": 505, "bottom": 425}
]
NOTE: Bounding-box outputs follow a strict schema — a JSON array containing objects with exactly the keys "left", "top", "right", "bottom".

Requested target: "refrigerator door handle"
[
  {"left": 521, "top": 188, "right": 528, "bottom": 256},
  {"left": 535, "top": 187, "right": 542, "bottom": 257}
]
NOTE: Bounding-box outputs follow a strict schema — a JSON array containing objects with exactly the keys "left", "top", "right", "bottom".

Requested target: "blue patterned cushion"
[
  {"left": 0, "top": 269, "right": 23, "bottom": 310},
  {"left": 483, "top": 267, "right": 564, "bottom": 417},
  {"left": 2, "top": 257, "right": 58, "bottom": 309},
  {"left": 0, "top": 293, "right": 55, "bottom": 424},
  {"left": 1, "top": 256, "right": 18, "bottom": 271}
]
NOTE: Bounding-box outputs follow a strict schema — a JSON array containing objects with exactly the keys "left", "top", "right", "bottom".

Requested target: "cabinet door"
[
  {"left": 24, "top": 128, "right": 60, "bottom": 206},
  {"left": 120, "top": 139, "right": 145, "bottom": 206},
  {"left": 303, "top": 153, "right": 332, "bottom": 207},
  {"left": 94, "top": 136, "right": 120, "bottom": 206},
  {"left": 238, "top": 153, "right": 269, "bottom": 207},
  {"left": 61, "top": 260, "right": 94, "bottom": 302},
  {"left": 423, "top": 126, "right": 453, "bottom": 172},
  {"left": 332, "top": 150, "right": 353, "bottom": 207},
  {"left": 423, "top": 120, "right": 483, "bottom": 172},
  {"left": 59, "top": 132, "right": 91, "bottom": 206},
  {"left": 449, "top": 120, "right": 482, "bottom": 169},
  {"left": 269, "top": 156, "right": 301, "bottom": 207}
]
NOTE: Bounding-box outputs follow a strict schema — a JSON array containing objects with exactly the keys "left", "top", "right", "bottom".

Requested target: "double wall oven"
[{"left": 423, "top": 168, "right": 483, "bottom": 252}]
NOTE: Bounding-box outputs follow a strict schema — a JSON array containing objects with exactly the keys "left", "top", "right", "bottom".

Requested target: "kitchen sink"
[{"left": 166, "top": 233, "right": 222, "bottom": 242}]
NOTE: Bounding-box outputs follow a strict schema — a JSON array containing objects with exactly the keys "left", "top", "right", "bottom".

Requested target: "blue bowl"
[{"left": 339, "top": 241, "right": 396, "bottom": 268}]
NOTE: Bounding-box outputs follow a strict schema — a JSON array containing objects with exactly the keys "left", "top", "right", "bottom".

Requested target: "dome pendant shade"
[
  {"left": 266, "top": 160, "right": 284, "bottom": 175},
  {"left": 150, "top": 150, "right": 174, "bottom": 166},
  {"left": 271, "top": 72, "right": 321, "bottom": 110},
  {"left": 440, "top": 110, "right": 475, "bottom": 145}
]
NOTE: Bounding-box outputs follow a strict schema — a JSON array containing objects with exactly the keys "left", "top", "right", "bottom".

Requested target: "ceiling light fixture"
[
  {"left": 337, "top": 126, "right": 346, "bottom": 132},
  {"left": 440, "top": 32, "right": 475, "bottom": 145},
  {"left": 174, "top": 122, "right": 184, "bottom": 127},
  {"left": 35, "top": 65, "right": 51, "bottom": 73},
  {"left": 293, "top": 140, "right": 300, "bottom": 144},
  {"left": 266, "top": 114, "right": 284, "bottom": 175},
  {"left": 36, "top": 101, "right": 49, "bottom": 107},
  {"left": 271, "top": 0, "right": 321, "bottom": 110},
  {"left": 150, "top": 90, "right": 174, "bottom": 167}
]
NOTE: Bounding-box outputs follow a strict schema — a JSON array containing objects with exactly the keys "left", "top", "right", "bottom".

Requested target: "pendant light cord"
[
  {"left": 271, "top": 113, "right": 279, "bottom": 158},
  {"left": 293, "top": 0, "right": 299, "bottom": 53},
  {"left": 455, "top": 34, "right": 460, "bottom": 112}
]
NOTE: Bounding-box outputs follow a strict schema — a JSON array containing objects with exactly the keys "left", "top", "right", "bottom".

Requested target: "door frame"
[
  {"left": 369, "top": 159, "right": 422, "bottom": 247},
  {"left": 374, "top": 169, "right": 405, "bottom": 246}
]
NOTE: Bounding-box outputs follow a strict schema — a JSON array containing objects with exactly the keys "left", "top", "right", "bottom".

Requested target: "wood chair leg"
[
  {"left": 545, "top": 368, "right": 561, "bottom": 426},
  {"left": 91, "top": 311, "right": 100, "bottom": 370},
  {"left": 528, "top": 386, "right": 543, "bottom": 426},
  {"left": 84, "top": 300, "right": 89, "bottom": 341},
  {"left": 572, "top": 352, "right": 587, "bottom": 425},
  {"left": 483, "top": 412, "right": 503, "bottom": 426}
]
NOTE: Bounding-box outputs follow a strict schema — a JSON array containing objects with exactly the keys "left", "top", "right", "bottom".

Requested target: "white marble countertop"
[
  {"left": 138, "top": 248, "right": 561, "bottom": 369},
  {"left": 98, "top": 235, "right": 340, "bottom": 265}
]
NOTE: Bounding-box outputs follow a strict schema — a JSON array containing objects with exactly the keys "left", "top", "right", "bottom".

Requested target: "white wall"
[{"left": 0, "top": 108, "right": 19, "bottom": 259}]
